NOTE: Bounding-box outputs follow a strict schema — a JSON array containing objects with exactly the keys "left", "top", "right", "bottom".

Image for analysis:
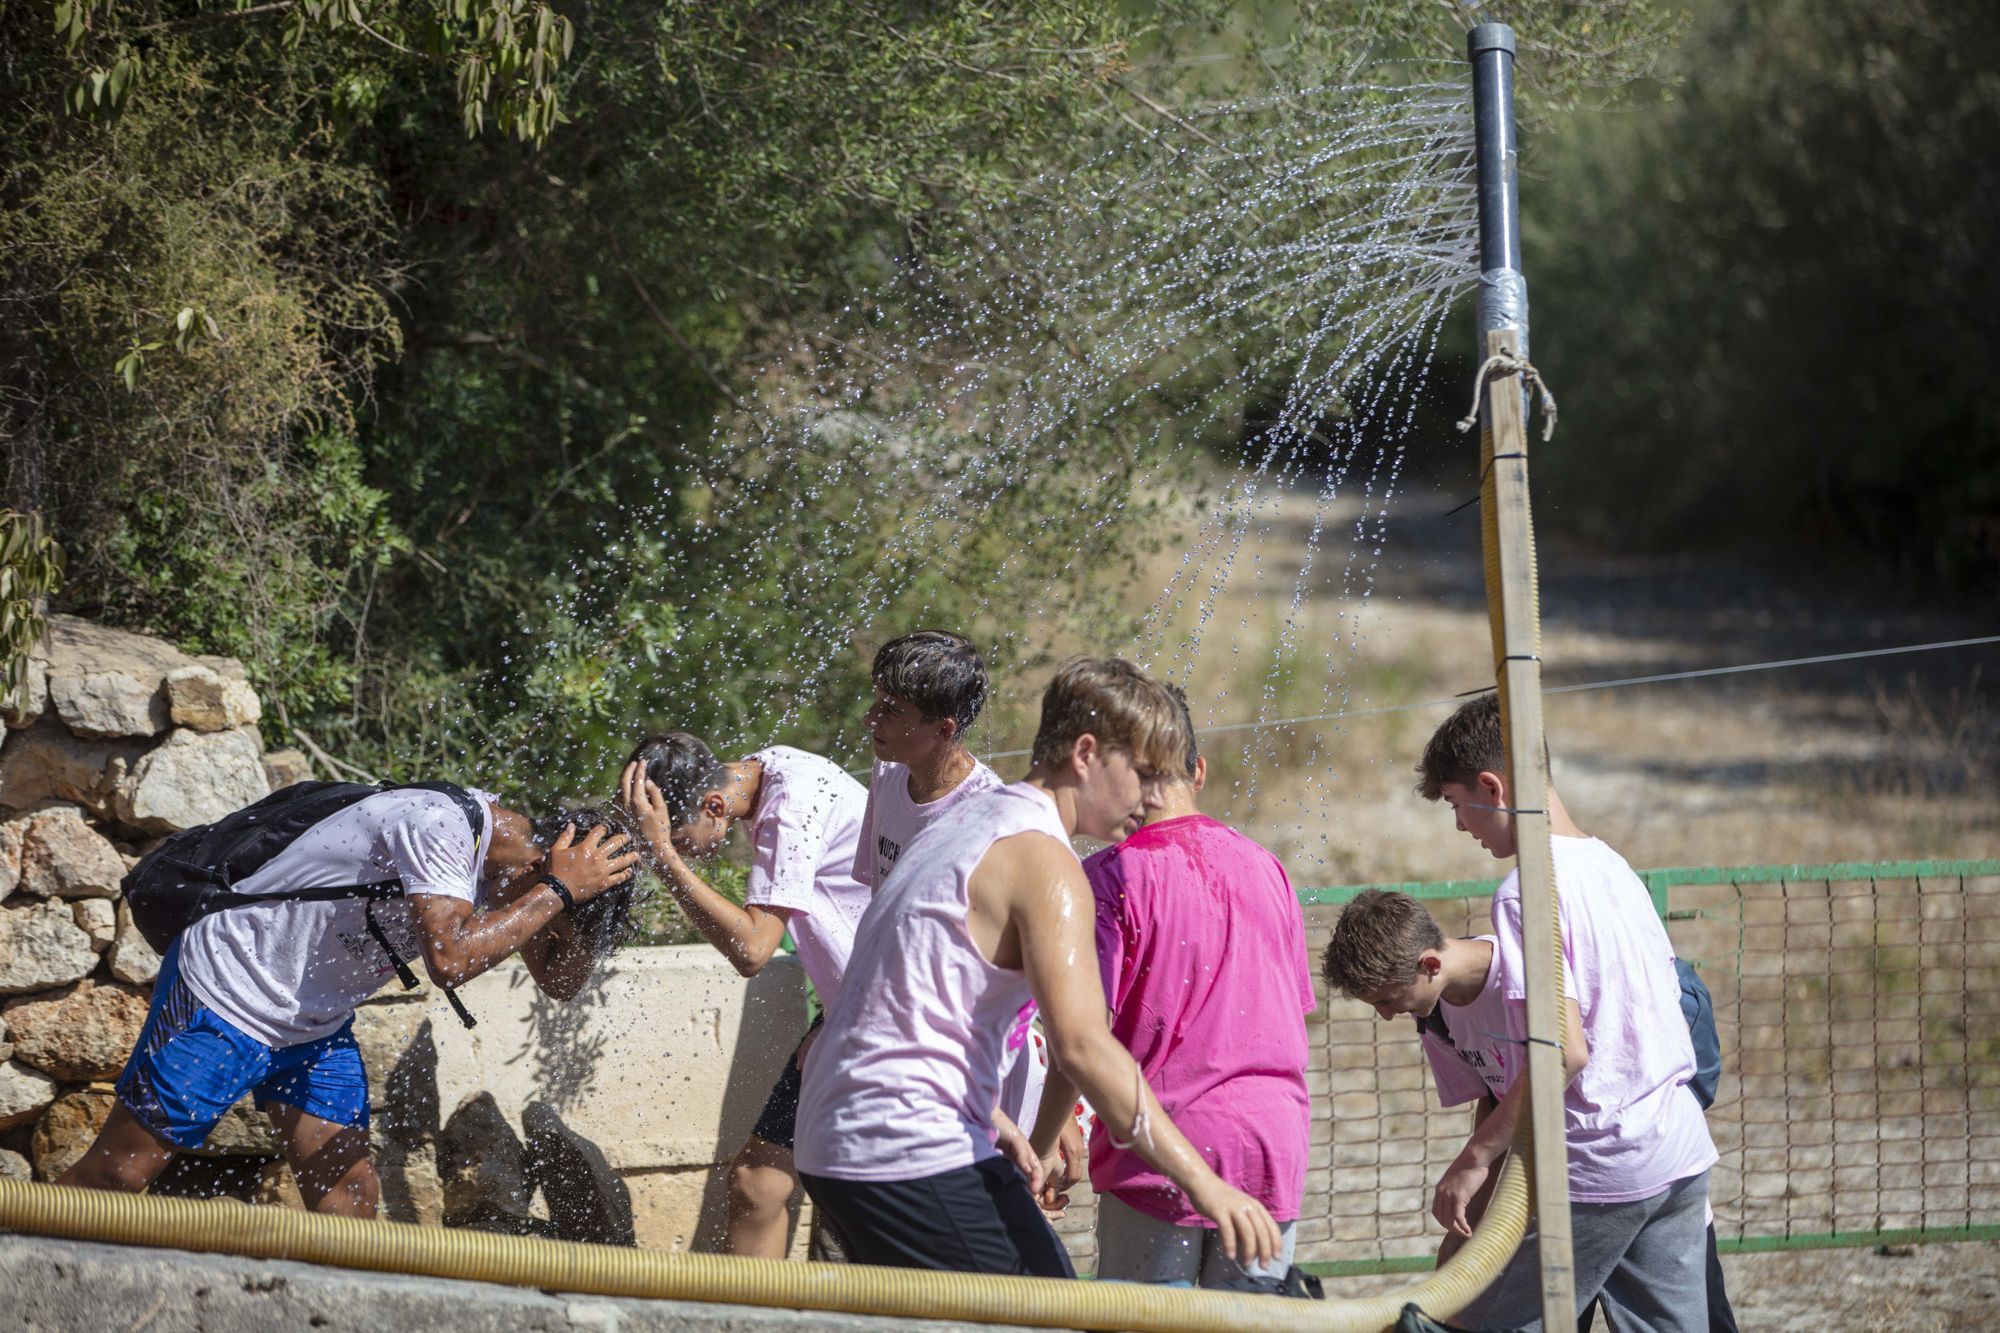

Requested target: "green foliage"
[
  {"left": 3, "top": 0, "right": 1684, "bottom": 809},
  {"left": 1526, "top": 0, "right": 2000, "bottom": 590},
  {"left": 0, "top": 511, "right": 65, "bottom": 696}
]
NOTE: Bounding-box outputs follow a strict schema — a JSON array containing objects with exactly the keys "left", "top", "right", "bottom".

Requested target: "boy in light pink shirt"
[
  {"left": 1414, "top": 693, "right": 1716, "bottom": 1332},
  {"left": 1321, "top": 892, "right": 1514, "bottom": 1263},
  {"left": 1079, "top": 686, "right": 1316, "bottom": 1289},
  {"left": 620, "top": 734, "right": 867, "bottom": 1259}
]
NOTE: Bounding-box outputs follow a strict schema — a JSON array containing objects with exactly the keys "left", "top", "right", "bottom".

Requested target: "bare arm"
[
  {"left": 979, "top": 833, "right": 1283, "bottom": 1266},
  {"left": 1029, "top": 1064, "right": 1078, "bottom": 1161},
  {"left": 413, "top": 824, "right": 637, "bottom": 997},
  {"left": 1438, "top": 1094, "right": 1504, "bottom": 1262},
  {"left": 488, "top": 866, "right": 593, "bottom": 1002},
  {"left": 1433, "top": 998, "right": 1588, "bottom": 1237},
  {"left": 621, "top": 763, "right": 790, "bottom": 975}
]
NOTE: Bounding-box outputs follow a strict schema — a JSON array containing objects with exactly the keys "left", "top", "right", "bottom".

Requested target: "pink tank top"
[{"left": 793, "top": 782, "right": 1070, "bottom": 1182}]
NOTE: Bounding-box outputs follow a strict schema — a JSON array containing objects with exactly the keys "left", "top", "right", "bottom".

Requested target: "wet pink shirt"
[{"left": 1084, "top": 815, "right": 1316, "bottom": 1225}]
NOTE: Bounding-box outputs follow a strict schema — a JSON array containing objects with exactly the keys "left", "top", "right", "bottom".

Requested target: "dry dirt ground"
[{"left": 1328, "top": 1240, "right": 2000, "bottom": 1330}]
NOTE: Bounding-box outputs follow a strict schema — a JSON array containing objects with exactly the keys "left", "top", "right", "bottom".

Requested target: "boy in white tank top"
[
  {"left": 794, "top": 657, "right": 1283, "bottom": 1277},
  {"left": 855, "top": 630, "right": 1085, "bottom": 1203}
]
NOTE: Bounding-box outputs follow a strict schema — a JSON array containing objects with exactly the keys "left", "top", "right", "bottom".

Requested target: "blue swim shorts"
[{"left": 115, "top": 943, "right": 370, "bottom": 1150}]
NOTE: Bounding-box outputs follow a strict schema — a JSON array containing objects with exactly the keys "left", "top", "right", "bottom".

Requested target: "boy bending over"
[
  {"left": 793, "top": 657, "right": 1282, "bottom": 1276},
  {"left": 63, "top": 784, "right": 635, "bottom": 1215},
  {"left": 620, "top": 734, "right": 867, "bottom": 1258},
  {"left": 1322, "top": 891, "right": 1514, "bottom": 1265}
]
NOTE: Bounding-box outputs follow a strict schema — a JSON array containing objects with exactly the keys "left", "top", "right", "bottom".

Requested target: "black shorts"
[
  {"left": 749, "top": 1014, "right": 821, "bottom": 1151},
  {"left": 800, "top": 1158, "right": 1076, "bottom": 1278}
]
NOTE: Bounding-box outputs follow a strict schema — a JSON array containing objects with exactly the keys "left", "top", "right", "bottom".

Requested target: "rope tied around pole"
[{"left": 1455, "top": 349, "right": 1558, "bottom": 441}]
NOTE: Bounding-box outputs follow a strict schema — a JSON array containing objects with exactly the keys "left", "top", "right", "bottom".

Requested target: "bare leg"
[
  {"left": 57, "top": 1102, "right": 178, "bottom": 1194},
  {"left": 266, "top": 1102, "right": 378, "bottom": 1218},
  {"left": 724, "top": 1134, "right": 799, "bottom": 1258}
]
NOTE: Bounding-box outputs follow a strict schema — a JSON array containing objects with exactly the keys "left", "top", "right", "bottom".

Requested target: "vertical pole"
[{"left": 1470, "top": 22, "right": 1577, "bottom": 1331}]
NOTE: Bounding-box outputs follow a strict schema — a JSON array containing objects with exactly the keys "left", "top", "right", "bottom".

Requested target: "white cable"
[{"left": 970, "top": 632, "right": 2000, "bottom": 763}]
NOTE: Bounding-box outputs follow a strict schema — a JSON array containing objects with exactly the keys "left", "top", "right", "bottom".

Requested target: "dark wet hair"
[
  {"left": 873, "top": 630, "right": 988, "bottom": 734},
  {"left": 626, "top": 732, "right": 729, "bottom": 829},
  {"left": 533, "top": 806, "right": 637, "bottom": 960},
  {"left": 1165, "top": 683, "right": 1200, "bottom": 779}
]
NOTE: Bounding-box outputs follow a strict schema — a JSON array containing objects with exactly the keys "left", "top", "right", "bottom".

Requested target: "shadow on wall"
[
  {"left": 388, "top": 947, "right": 809, "bottom": 1251},
  {"left": 691, "top": 967, "right": 813, "bottom": 1253}
]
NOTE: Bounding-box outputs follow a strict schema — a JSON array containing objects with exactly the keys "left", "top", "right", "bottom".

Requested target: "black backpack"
[{"left": 123, "top": 780, "right": 484, "bottom": 1028}]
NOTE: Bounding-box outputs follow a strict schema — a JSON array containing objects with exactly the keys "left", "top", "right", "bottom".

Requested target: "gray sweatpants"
[
  {"left": 1095, "top": 1190, "right": 1297, "bottom": 1287},
  {"left": 1460, "top": 1170, "right": 1710, "bottom": 1333}
]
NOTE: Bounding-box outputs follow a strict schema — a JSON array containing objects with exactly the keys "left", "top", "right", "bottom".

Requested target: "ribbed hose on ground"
[{"left": 0, "top": 1166, "right": 1529, "bottom": 1332}]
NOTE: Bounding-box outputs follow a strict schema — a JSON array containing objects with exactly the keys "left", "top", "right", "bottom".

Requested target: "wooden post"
[{"left": 1481, "top": 326, "right": 1576, "bottom": 1325}]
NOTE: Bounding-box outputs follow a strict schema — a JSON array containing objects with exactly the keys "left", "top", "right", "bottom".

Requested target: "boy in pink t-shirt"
[{"left": 1080, "top": 686, "right": 1315, "bottom": 1288}]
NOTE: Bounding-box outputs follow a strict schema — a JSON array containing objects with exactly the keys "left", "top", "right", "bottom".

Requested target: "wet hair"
[
  {"left": 626, "top": 732, "right": 729, "bottom": 829},
  {"left": 872, "top": 630, "right": 989, "bottom": 734},
  {"left": 1416, "top": 692, "right": 1505, "bottom": 801},
  {"left": 1028, "top": 656, "right": 1188, "bottom": 776},
  {"left": 1164, "top": 684, "right": 1200, "bottom": 780},
  {"left": 533, "top": 806, "right": 638, "bottom": 960},
  {"left": 1321, "top": 889, "right": 1445, "bottom": 999}
]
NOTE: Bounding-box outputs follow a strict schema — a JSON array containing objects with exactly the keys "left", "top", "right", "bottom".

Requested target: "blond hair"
[
  {"left": 1321, "top": 889, "right": 1445, "bottom": 998},
  {"left": 1029, "top": 656, "right": 1188, "bottom": 776}
]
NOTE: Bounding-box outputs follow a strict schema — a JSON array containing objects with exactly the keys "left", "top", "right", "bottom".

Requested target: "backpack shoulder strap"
[{"left": 393, "top": 781, "right": 486, "bottom": 846}]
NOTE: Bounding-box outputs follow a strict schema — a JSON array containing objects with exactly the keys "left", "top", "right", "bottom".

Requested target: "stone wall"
[
  {"left": 0, "top": 613, "right": 818, "bottom": 1255},
  {"left": 0, "top": 615, "right": 311, "bottom": 1192}
]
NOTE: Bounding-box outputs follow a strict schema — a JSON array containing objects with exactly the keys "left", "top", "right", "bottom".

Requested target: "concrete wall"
[{"left": 369, "top": 948, "right": 813, "bottom": 1256}]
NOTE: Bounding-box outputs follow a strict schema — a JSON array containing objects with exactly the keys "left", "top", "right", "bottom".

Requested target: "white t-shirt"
[
  {"left": 178, "top": 787, "right": 495, "bottom": 1048},
  {"left": 743, "top": 747, "right": 869, "bottom": 1014},
  {"left": 1491, "top": 835, "right": 1718, "bottom": 1203},
  {"left": 853, "top": 758, "right": 1004, "bottom": 891},
  {"left": 1419, "top": 936, "right": 1514, "bottom": 1108},
  {"left": 794, "top": 781, "right": 1067, "bottom": 1182}
]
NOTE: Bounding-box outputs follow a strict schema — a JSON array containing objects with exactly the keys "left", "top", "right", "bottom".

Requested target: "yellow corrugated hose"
[{"left": 0, "top": 1152, "right": 1530, "bottom": 1332}]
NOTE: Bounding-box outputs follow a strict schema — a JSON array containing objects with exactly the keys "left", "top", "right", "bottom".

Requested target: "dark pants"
[{"left": 801, "top": 1157, "right": 1075, "bottom": 1278}]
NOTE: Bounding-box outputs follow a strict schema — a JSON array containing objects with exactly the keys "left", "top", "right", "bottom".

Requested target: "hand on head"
[
  {"left": 619, "top": 761, "right": 680, "bottom": 864},
  {"left": 545, "top": 821, "right": 639, "bottom": 903}
]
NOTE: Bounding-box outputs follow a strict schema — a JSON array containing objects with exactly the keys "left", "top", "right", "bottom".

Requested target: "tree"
[
  {"left": 3, "top": 0, "right": 1683, "bottom": 802},
  {"left": 1525, "top": 0, "right": 2000, "bottom": 591}
]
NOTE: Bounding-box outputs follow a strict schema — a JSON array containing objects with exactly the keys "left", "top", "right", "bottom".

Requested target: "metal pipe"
[{"left": 1469, "top": 22, "right": 1529, "bottom": 355}]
